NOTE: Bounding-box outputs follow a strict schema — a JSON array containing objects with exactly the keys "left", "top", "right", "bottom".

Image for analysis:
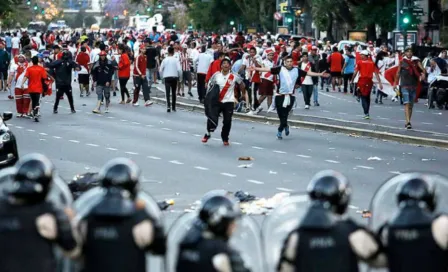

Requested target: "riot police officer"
[
  {"left": 72, "top": 158, "right": 166, "bottom": 272},
  {"left": 372, "top": 173, "right": 448, "bottom": 272},
  {"left": 0, "top": 153, "right": 78, "bottom": 272},
  {"left": 176, "top": 195, "right": 251, "bottom": 272},
  {"left": 276, "top": 170, "right": 385, "bottom": 272}
]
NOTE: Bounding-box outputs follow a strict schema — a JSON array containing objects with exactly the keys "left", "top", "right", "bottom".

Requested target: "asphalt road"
[
  {"left": 177, "top": 83, "right": 448, "bottom": 134},
  {"left": 0, "top": 86, "right": 446, "bottom": 271}
]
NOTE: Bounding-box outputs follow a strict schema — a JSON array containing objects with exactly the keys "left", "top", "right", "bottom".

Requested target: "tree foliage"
[{"left": 0, "top": 0, "right": 22, "bottom": 18}]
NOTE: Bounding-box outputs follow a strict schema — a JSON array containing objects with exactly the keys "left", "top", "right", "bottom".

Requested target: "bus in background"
[{"left": 27, "top": 21, "right": 46, "bottom": 34}]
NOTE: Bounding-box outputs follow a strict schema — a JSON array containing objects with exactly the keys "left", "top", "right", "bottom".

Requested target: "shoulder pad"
[{"left": 299, "top": 206, "right": 339, "bottom": 229}]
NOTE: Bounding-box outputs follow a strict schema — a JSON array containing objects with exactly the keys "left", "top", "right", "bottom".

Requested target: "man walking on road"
[
  {"left": 352, "top": 50, "right": 383, "bottom": 119},
  {"left": 91, "top": 51, "right": 115, "bottom": 114},
  {"left": 159, "top": 46, "right": 182, "bottom": 112},
  {"left": 47, "top": 51, "right": 80, "bottom": 114},
  {"left": 21, "top": 56, "right": 48, "bottom": 122},
  {"left": 195, "top": 45, "right": 213, "bottom": 103},
  {"left": 393, "top": 48, "right": 425, "bottom": 129},
  {"left": 329, "top": 46, "right": 344, "bottom": 92}
]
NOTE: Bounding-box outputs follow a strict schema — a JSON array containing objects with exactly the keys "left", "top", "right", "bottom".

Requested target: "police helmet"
[
  {"left": 199, "top": 195, "right": 241, "bottom": 239},
  {"left": 396, "top": 174, "right": 436, "bottom": 211},
  {"left": 10, "top": 153, "right": 54, "bottom": 198},
  {"left": 97, "top": 158, "right": 140, "bottom": 196},
  {"left": 307, "top": 170, "right": 351, "bottom": 214}
]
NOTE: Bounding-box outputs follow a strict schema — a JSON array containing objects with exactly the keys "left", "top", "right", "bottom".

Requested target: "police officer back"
[
  {"left": 375, "top": 174, "right": 448, "bottom": 272},
  {"left": 0, "top": 153, "right": 77, "bottom": 272},
  {"left": 72, "top": 158, "right": 166, "bottom": 272},
  {"left": 176, "top": 195, "right": 251, "bottom": 272},
  {"left": 277, "top": 170, "right": 385, "bottom": 272}
]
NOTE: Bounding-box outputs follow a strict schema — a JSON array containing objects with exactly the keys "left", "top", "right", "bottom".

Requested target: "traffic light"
[
  {"left": 136, "top": 11, "right": 139, "bottom": 16},
  {"left": 41, "top": 8, "right": 45, "bottom": 14},
  {"left": 26, "top": 0, "right": 31, "bottom": 6},
  {"left": 230, "top": 20, "right": 234, "bottom": 26},
  {"left": 286, "top": 14, "right": 293, "bottom": 23},
  {"left": 114, "top": 16, "right": 118, "bottom": 20},
  {"left": 33, "top": 4, "right": 38, "bottom": 10},
  {"left": 146, "top": 7, "right": 151, "bottom": 12},
  {"left": 402, "top": 15, "right": 410, "bottom": 25},
  {"left": 172, "top": 24, "right": 176, "bottom": 28}
]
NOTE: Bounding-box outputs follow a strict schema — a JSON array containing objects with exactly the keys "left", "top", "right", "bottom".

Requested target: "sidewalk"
[{"left": 148, "top": 84, "right": 448, "bottom": 148}]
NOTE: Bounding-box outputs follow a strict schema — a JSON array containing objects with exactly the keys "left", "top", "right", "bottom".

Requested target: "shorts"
[
  {"left": 0, "top": 69, "right": 7, "bottom": 81},
  {"left": 258, "top": 79, "right": 274, "bottom": 96},
  {"left": 78, "top": 74, "right": 89, "bottom": 85},
  {"left": 96, "top": 85, "right": 110, "bottom": 101},
  {"left": 182, "top": 71, "right": 191, "bottom": 84},
  {"left": 330, "top": 71, "right": 342, "bottom": 78},
  {"left": 401, "top": 87, "right": 416, "bottom": 105}
]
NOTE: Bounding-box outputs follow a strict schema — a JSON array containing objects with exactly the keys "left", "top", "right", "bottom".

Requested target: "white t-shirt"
[
  {"left": 89, "top": 48, "right": 101, "bottom": 64},
  {"left": 208, "top": 72, "right": 243, "bottom": 103},
  {"left": 243, "top": 55, "right": 262, "bottom": 80},
  {"left": 11, "top": 37, "right": 20, "bottom": 49},
  {"left": 261, "top": 59, "right": 275, "bottom": 81},
  {"left": 301, "top": 62, "right": 313, "bottom": 85}
]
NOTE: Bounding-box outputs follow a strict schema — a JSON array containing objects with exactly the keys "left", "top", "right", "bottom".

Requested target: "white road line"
[
  {"left": 297, "top": 154, "right": 311, "bottom": 158},
  {"left": 27, "top": 129, "right": 35, "bottom": 132},
  {"left": 276, "top": 187, "right": 294, "bottom": 192},
  {"left": 377, "top": 117, "right": 389, "bottom": 120},
  {"left": 132, "top": 122, "right": 141, "bottom": 125},
  {"left": 107, "top": 116, "right": 114, "bottom": 119},
  {"left": 192, "top": 134, "right": 202, "bottom": 137},
  {"left": 321, "top": 110, "right": 330, "bottom": 113},
  {"left": 252, "top": 146, "right": 264, "bottom": 150},
  {"left": 194, "top": 166, "right": 209, "bottom": 170},
  {"left": 53, "top": 136, "right": 61, "bottom": 139},
  {"left": 125, "top": 151, "right": 139, "bottom": 155},
  {"left": 349, "top": 205, "right": 359, "bottom": 209},
  {"left": 120, "top": 119, "right": 128, "bottom": 122},
  {"left": 325, "top": 160, "right": 340, "bottom": 164},
  {"left": 221, "top": 172, "right": 236, "bottom": 177},
  {"left": 247, "top": 179, "right": 264, "bottom": 184},
  {"left": 39, "top": 139, "right": 46, "bottom": 141},
  {"left": 15, "top": 126, "right": 23, "bottom": 129},
  {"left": 179, "top": 131, "right": 187, "bottom": 134},
  {"left": 169, "top": 160, "right": 184, "bottom": 165},
  {"left": 232, "top": 142, "right": 242, "bottom": 145},
  {"left": 421, "top": 122, "right": 433, "bottom": 125},
  {"left": 389, "top": 171, "right": 401, "bottom": 175},
  {"left": 146, "top": 124, "right": 154, "bottom": 127},
  {"left": 212, "top": 138, "right": 220, "bottom": 141},
  {"left": 338, "top": 112, "right": 348, "bottom": 115},
  {"left": 69, "top": 140, "right": 80, "bottom": 143},
  {"left": 147, "top": 156, "right": 161, "bottom": 160},
  {"left": 356, "top": 165, "right": 374, "bottom": 170},
  {"left": 273, "top": 150, "right": 287, "bottom": 154},
  {"left": 39, "top": 133, "right": 48, "bottom": 136},
  {"left": 416, "top": 110, "right": 424, "bottom": 113},
  {"left": 107, "top": 147, "right": 118, "bottom": 151},
  {"left": 86, "top": 143, "right": 99, "bottom": 147}
]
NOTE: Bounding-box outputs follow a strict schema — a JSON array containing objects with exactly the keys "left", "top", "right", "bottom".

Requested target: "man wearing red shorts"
[{"left": 352, "top": 50, "right": 383, "bottom": 119}]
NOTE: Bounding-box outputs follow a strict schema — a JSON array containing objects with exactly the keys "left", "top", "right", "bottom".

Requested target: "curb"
[{"left": 149, "top": 93, "right": 448, "bottom": 149}]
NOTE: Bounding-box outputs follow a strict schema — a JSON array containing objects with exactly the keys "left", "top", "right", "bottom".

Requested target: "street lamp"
[
  {"left": 146, "top": 7, "right": 151, "bottom": 12},
  {"left": 230, "top": 20, "right": 234, "bottom": 26}
]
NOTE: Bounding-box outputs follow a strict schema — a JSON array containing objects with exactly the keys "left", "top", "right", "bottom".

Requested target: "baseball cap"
[{"left": 360, "top": 50, "right": 370, "bottom": 56}]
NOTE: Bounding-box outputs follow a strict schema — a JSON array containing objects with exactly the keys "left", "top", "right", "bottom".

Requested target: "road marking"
[
  {"left": 194, "top": 166, "right": 209, "bottom": 170},
  {"left": 389, "top": 171, "right": 401, "bottom": 175},
  {"left": 349, "top": 205, "right": 359, "bottom": 209},
  {"left": 247, "top": 179, "right": 264, "bottom": 184},
  {"left": 162, "top": 128, "right": 172, "bottom": 131},
  {"left": 221, "top": 172, "right": 236, "bottom": 177},
  {"left": 232, "top": 142, "right": 242, "bottom": 145},
  {"left": 69, "top": 140, "right": 80, "bottom": 143},
  {"left": 39, "top": 133, "right": 48, "bottom": 136},
  {"left": 273, "top": 150, "right": 287, "bottom": 154},
  {"left": 321, "top": 110, "right": 330, "bottom": 113},
  {"left": 276, "top": 187, "right": 294, "bottom": 192},
  {"left": 416, "top": 110, "right": 424, "bottom": 113},
  {"left": 147, "top": 156, "right": 161, "bottom": 160},
  {"left": 39, "top": 138, "right": 46, "bottom": 141},
  {"left": 179, "top": 131, "right": 187, "bottom": 134},
  {"left": 15, "top": 126, "right": 23, "bottom": 129},
  {"left": 421, "top": 122, "right": 433, "bottom": 125},
  {"left": 377, "top": 117, "right": 389, "bottom": 120},
  {"left": 252, "top": 146, "right": 264, "bottom": 150},
  {"left": 193, "top": 134, "right": 201, "bottom": 137},
  {"left": 325, "top": 160, "right": 340, "bottom": 164},
  {"left": 125, "top": 151, "right": 139, "bottom": 155},
  {"left": 212, "top": 138, "right": 220, "bottom": 141},
  {"left": 132, "top": 122, "right": 141, "bottom": 125},
  {"left": 107, "top": 116, "right": 114, "bottom": 119},
  {"left": 356, "top": 165, "right": 374, "bottom": 170},
  {"left": 53, "top": 136, "right": 61, "bottom": 139},
  {"left": 107, "top": 147, "right": 118, "bottom": 151},
  {"left": 297, "top": 154, "right": 311, "bottom": 158},
  {"left": 146, "top": 124, "right": 154, "bottom": 127},
  {"left": 120, "top": 119, "right": 128, "bottom": 122},
  {"left": 86, "top": 143, "right": 99, "bottom": 147},
  {"left": 169, "top": 160, "right": 184, "bottom": 165},
  {"left": 338, "top": 112, "right": 348, "bottom": 115}
]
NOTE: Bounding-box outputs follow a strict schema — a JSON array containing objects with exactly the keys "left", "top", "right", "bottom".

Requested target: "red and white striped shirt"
[
  {"left": 179, "top": 51, "right": 191, "bottom": 71},
  {"left": 208, "top": 72, "right": 243, "bottom": 103}
]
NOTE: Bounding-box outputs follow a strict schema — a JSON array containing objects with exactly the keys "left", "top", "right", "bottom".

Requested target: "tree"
[
  {"left": 232, "top": 0, "right": 275, "bottom": 31},
  {"left": 187, "top": 0, "right": 244, "bottom": 32},
  {"left": 0, "top": 0, "right": 22, "bottom": 18},
  {"left": 84, "top": 15, "right": 97, "bottom": 27}
]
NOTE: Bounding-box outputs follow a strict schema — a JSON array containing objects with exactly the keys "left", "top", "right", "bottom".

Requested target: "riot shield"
[
  {"left": 72, "top": 187, "right": 164, "bottom": 272},
  {"left": 0, "top": 167, "right": 17, "bottom": 195},
  {"left": 166, "top": 212, "right": 264, "bottom": 272},
  {"left": 369, "top": 172, "right": 448, "bottom": 233},
  {"left": 261, "top": 194, "right": 311, "bottom": 272}
]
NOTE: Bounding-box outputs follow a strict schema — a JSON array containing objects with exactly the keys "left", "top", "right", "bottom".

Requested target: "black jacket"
[
  {"left": 91, "top": 59, "right": 115, "bottom": 86},
  {"left": 47, "top": 59, "right": 80, "bottom": 87}
]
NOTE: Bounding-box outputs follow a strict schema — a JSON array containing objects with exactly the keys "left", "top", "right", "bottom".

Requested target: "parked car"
[{"left": 0, "top": 112, "right": 19, "bottom": 168}]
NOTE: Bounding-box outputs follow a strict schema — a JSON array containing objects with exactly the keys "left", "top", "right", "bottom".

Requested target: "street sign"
[
  {"left": 274, "top": 12, "right": 282, "bottom": 21},
  {"left": 393, "top": 31, "right": 417, "bottom": 51},
  {"left": 279, "top": 2, "right": 288, "bottom": 13}
]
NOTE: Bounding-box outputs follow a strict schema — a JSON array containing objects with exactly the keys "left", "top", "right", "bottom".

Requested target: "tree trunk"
[
  {"left": 326, "top": 13, "right": 334, "bottom": 42},
  {"left": 380, "top": 28, "right": 388, "bottom": 43},
  {"left": 367, "top": 23, "right": 376, "bottom": 42}
]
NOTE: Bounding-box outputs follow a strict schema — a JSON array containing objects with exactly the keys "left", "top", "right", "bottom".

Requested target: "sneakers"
[
  {"left": 405, "top": 123, "right": 412, "bottom": 129},
  {"left": 202, "top": 134, "right": 210, "bottom": 143},
  {"left": 126, "top": 98, "right": 132, "bottom": 104},
  {"left": 105, "top": 108, "right": 109, "bottom": 113},
  {"left": 314, "top": 101, "right": 320, "bottom": 106},
  {"left": 167, "top": 108, "right": 171, "bottom": 112},
  {"left": 145, "top": 100, "right": 154, "bottom": 106},
  {"left": 71, "top": 109, "right": 76, "bottom": 113},
  {"left": 223, "top": 141, "right": 230, "bottom": 146},
  {"left": 133, "top": 102, "right": 139, "bottom": 107},
  {"left": 285, "top": 126, "right": 290, "bottom": 136},
  {"left": 304, "top": 105, "right": 310, "bottom": 109},
  {"left": 364, "top": 114, "right": 370, "bottom": 119},
  {"left": 53, "top": 110, "right": 58, "bottom": 114},
  {"left": 277, "top": 131, "right": 283, "bottom": 140},
  {"left": 188, "top": 92, "right": 193, "bottom": 97},
  {"left": 92, "top": 109, "right": 100, "bottom": 114}
]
